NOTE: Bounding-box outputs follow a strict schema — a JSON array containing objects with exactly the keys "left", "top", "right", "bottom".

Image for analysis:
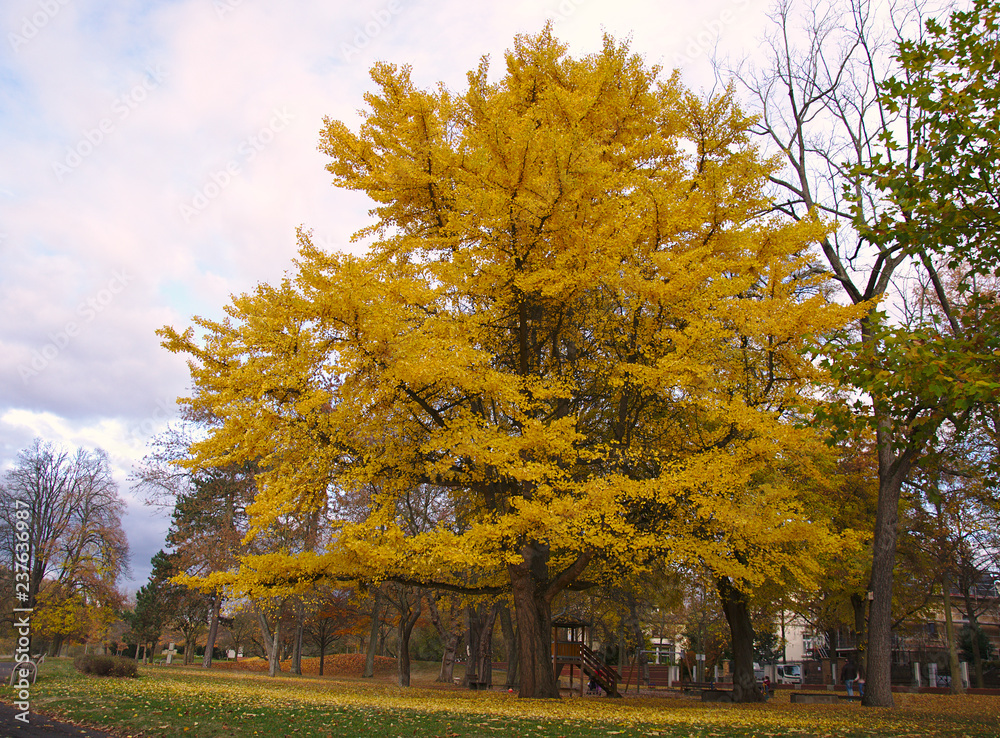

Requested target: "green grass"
[{"left": 2, "top": 658, "right": 999, "bottom": 737}]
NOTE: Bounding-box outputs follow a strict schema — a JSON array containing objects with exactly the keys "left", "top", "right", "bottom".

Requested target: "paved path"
[{"left": 0, "top": 703, "right": 117, "bottom": 738}]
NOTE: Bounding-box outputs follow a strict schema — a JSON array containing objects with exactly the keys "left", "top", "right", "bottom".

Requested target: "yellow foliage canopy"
[{"left": 160, "top": 27, "right": 864, "bottom": 694}]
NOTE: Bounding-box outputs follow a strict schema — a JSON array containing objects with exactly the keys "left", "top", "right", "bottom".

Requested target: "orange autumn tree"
[{"left": 161, "top": 28, "right": 859, "bottom": 698}]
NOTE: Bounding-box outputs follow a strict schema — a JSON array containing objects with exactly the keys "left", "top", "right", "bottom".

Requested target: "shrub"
[{"left": 73, "top": 654, "right": 138, "bottom": 678}]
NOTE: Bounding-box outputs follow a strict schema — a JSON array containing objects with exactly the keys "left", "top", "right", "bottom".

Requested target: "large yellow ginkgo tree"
[{"left": 161, "top": 27, "right": 861, "bottom": 698}]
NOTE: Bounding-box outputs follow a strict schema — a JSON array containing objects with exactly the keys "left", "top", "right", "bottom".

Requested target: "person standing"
[{"left": 843, "top": 660, "right": 858, "bottom": 696}]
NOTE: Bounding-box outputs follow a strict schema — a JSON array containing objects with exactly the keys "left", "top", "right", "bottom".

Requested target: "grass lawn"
[{"left": 3, "top": 658, "right": 999, "bottom": 737}]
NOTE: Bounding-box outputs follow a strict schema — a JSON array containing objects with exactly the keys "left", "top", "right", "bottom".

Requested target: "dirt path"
[{"left": 0, "top": 702, "right": 117, "bottom": 738}]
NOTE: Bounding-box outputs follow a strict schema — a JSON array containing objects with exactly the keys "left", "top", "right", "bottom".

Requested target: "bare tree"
[
  {"left": 0, "top": 439, "right": 129, "bottom": 652},
  {"left": 723, "top": 0, "right": 973, "bottom": 707}
]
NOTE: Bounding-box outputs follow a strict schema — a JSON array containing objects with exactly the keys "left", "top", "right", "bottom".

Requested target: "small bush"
[{"left": 73, "top": 654, "right": 138, "bottom": 678}]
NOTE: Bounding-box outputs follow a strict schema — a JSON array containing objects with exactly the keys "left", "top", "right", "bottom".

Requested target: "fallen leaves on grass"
[
  {"left": 14, "top": 662, "right": 1000, "bottom": 738},
  {"left": 212, "top": 654, "right": 397, "bottom": 677}
]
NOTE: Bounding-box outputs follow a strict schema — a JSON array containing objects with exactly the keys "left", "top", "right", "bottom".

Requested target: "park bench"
[
  {"left": 680, "top": 681, "right": 735, "bottom": 702},
  {"left": 700, "top": 688, "right": 734, "bottom": 702},
  {"left": 790, "top": 692, "right": 841, "bottom": 704},
  {"left": 0, "top": 654, "right": 44, "bottom": 686}
]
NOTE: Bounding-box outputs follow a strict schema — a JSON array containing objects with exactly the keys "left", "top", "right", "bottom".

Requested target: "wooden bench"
[
  {"left": 700, "top": 688, "right": 734, "bottom": 702},
  {"left": 790, "top": 692, "right": 841, "bottom": 704}
]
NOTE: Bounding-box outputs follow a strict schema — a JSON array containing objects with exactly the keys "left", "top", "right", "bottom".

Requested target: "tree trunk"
[
  {"left": 863, "top": 419, "right": 917, "bottom": 708},
  {"left": 438, "top": 631, "right": 460, "bottom": 684},
  {"left": 463, "top": 605, "right": 481, "bottom": 687},
  {"left": 425, "top": 591, "right": 463, "bottom": 684},
  {"left": 619, "top": 624, "right": 627, "bottom": 673},
  {"left": 397, "top": 590, "right": 422, "bottom": 687},
  {"left": 850, "top": 592, "right": 867, "bottom": 671},
  {"left": 256, "top": 607, "right": 272, "bottom": 663},
  {"left": 508, "top": 542, "right": 591, "bottom": 698},
  {"left": 960, "top": 578, "right": 985, "bottom": 688},
  {"left": 255, "top": 603, "right": 282, "bottom": 677},
  {"left": 377, "top": 618, "right": 388, "bottom": 656},
  {"left": 184, "top": 629, "right": 197, "bottom": 665},
  {"left": 202, "top": 594, "right": 222, "bottom": 669},
  {"left": 825, "top": 628, "right": 840, "bottom": 687},
  {"left": 717, "top": 577, "right": 762, "bottom": 703},
  {"left": 363, "top": 588, "right": 381, "bottom": 678},
  {"left": 509, "top": 556, "right": 558, "bottom": 698},
  {"left": 625, "top": 594, "right": 648, "bottom": 686},
  {"left": 475, "top": 603, "right": 500, "bottom": 688},
  {"left": 268, "top": 618, "right": 281, "bottom": 677},
  {"left": 292, "top": 601, "right": 304, "bottom": 676},
  {"left": 500, "top": 604, "right": 519, "bottom": 690},
  {"left": 942, "top": 570, "right": 964, "bottom": 694}
]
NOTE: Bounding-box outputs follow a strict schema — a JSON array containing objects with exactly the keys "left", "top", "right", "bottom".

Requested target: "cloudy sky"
[{"left": 0, "top": 0, "right": 778, "bottom": 591}]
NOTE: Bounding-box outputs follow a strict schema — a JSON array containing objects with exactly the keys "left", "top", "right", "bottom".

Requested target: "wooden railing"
[{"left": 579, "top": 643, "right": 621, "bottom": 697}]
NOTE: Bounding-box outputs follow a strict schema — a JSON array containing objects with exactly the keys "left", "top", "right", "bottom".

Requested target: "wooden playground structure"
[{"left": 551, "top": 620, "right": 622, "bottom": 697}]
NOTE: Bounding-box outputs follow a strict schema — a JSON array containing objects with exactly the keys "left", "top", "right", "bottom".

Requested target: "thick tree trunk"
[
  {"left": 508, "top": 542, "right": 592, "bottom": 698},
  {"left": 363, "top": 588, "right": 381, "bottom": 678},
  {"left": 509, "top": 552, "right": 559, "bottom": 698},
  {"left": 717, "top": 577, "right": 762, "bottom": 703},
  {"left": 500, "top": 604, "right": 519, "bottom": 690},
  {"left": 202, "top": 594, "right": 222, "bottom": 669},
  {"left": 863, "top": 417, "right": 917, "bottom": 708},
  {"left": 942, "top": 571, "right": 964, "bottom": 694}
]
